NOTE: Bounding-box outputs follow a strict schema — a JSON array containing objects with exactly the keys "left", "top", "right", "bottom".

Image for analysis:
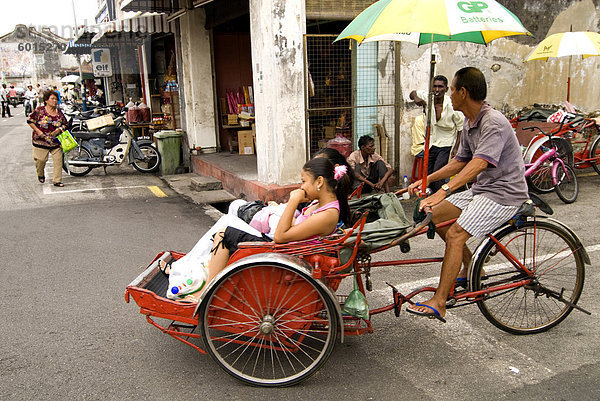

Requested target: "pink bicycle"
[{"left": 524, "top": 125, "right": 578, "bottom": 204}]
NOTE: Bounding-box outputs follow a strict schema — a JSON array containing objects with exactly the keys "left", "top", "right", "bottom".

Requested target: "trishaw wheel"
[
  {"left": 199, "top": 261, "right": 338, "bottom": 387},
  {"left": 471, "top": 221, "right": 584, "bottom": 335}
]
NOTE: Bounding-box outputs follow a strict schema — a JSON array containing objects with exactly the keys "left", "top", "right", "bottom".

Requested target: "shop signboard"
[{"left": 92, "top": 48, "right": 112, "bottom": 77}]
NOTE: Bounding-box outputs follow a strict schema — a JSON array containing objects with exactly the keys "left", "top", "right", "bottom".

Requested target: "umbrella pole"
[
  {"left": 420, "top": 50, "right": 436, "bottom": 197},
  {"left": 566, "top": 55, "right": 572, "bottom": 102}
]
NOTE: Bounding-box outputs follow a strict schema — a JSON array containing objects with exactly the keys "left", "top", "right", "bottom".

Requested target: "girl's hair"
[
  {"left": 312, "top": 147, "right": 356, "bottom": 183},
  {"left": 302, "top": 157, "right": 351, "bottom": 226}
]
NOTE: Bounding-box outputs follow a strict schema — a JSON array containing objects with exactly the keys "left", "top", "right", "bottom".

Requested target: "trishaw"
[{"left": 126, "top": 193, "right": 590, "bottom": 386}]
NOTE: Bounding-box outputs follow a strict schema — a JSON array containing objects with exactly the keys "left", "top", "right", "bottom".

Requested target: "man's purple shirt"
[{"left": 455, "top": 102, "right": 529, "bottom": 206}]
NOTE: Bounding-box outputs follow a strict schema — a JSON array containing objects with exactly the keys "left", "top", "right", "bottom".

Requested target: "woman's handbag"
[{"left": 57, "top": 130, "right": 78, "bottom": 152}]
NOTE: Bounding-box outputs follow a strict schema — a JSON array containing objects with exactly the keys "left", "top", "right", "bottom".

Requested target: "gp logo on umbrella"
[{"left": 458, "top": 1, "right": 489, "bottom": 13}]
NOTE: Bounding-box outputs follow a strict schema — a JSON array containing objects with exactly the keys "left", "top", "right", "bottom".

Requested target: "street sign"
[{"left": 91, "top": 48, "right": 112, "bottom": 77}]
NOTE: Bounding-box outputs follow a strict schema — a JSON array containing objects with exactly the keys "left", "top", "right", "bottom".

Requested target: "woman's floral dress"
[{"left": 28, "top": 106, "right": 68, "bottom": 149}]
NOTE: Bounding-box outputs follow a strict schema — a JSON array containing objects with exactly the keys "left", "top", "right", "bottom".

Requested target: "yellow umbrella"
[{"left": 525, "top": 31, "right": 600, "bottom": 101}]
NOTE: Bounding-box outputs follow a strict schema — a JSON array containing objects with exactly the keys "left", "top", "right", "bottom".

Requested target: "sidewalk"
[{"left": 190, "top": 152, "right": 299, "bottom": 202}]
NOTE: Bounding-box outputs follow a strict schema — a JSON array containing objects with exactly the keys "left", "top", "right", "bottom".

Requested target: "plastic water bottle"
[
  {"left": 170, "top": 277, "right": 197, "bottom": 296},
  {"left": 402, "top": 175, "right": 410, "bottom": 200}
]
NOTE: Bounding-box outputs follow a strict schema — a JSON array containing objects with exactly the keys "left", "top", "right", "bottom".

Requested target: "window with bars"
[{"left": 304, "top": 35, "right": 397, "bottom": 163}]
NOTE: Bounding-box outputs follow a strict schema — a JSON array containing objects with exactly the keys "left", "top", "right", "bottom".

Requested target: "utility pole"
[{"left": 71, "top": 0, "right": 87, "bottom": 111}]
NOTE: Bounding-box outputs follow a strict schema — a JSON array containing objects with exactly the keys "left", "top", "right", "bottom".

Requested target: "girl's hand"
[{"left": 289, "top": 188, "right": 308, "bottom": 203}]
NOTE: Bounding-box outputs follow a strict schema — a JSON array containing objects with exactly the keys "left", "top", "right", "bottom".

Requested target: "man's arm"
[
  {"left": 427, "top": 157, "right": 466, "bottom": 183},
  {"left": 418, "top": 157, "right": 488, "bottom": 210},
  {"left": 375, "top": 165, "right": 394, "bottom": 190},
  {"left": 410, "top": 90, "right": 426, "bottom": 108},
  {"left": 408, "top": 157, "right": 467, "bottom": 195}
]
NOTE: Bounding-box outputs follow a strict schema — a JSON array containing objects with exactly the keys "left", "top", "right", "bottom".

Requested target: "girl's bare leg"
[{"left": 186, "top": 229, "right": 230, "bottom": 302}]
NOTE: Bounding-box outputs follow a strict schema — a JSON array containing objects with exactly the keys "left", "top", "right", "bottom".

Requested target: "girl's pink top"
[{"left": 294, "top": 200, "right": 340, "bottom": 238}]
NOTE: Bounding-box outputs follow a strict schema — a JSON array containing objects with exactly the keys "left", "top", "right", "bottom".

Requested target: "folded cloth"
[{"left": 413, "top": 198, "right": 436, "bottom": 239}]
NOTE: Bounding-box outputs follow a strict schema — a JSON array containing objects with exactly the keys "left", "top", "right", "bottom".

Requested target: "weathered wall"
[
  {"left": 251, "top": 0, "right": 307, "bottom": 185},
  {"left": 179, "top": 8, "right": 218, "bottom": 150}
]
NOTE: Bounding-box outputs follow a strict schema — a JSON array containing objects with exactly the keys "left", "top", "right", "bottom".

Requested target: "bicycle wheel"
[
  {"left": 471, "top": 220, "right": 585, "bottom": 334},
  {"left": 526, "top": 162, "right": 554, "bottom": 193},
  {"left": 555, "top": 163, "right": 579, "bottom": 204},
  {"left": 591, "top": 134, "right": 600, "bottom": 176},
  {"left": 63, "top": 146, "right": 93, "bottom": 176},
  {"left": 200, "top": 261, "right": 338, "bottom": 387}
]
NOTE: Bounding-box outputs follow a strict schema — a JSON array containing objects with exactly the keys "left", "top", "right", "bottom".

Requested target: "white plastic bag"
[
  {"left": 165, "top": 214, "right": 263, "bottom": 299},
  {"left": 166, "top": 253, "right": 208, "bottom": 300}
]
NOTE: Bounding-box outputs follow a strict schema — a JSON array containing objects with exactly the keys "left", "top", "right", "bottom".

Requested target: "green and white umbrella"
[
  {"left": 336, "top": 0, "right": 530, "bottom": 45},
  {"left": 336, "top": 0, "right": 530, "bottom": 194}
]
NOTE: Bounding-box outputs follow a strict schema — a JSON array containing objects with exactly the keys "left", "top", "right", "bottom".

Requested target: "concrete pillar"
[
  {"left": 250, "top": 0, "right": 307, "bottom": 185},
  {"left": 179, "top": 8, "right": 217, "bottom": 150}
]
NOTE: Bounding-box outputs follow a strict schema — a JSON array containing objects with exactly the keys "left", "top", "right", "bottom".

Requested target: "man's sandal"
[
  {"left": 38, "top": 176, "right": 45, "bottom": 183},
  {"left": 53, "top": 182, "right": 64, "bottom": 187}
]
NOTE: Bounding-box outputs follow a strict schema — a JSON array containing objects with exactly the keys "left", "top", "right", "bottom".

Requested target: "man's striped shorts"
[{"left": 446, "top": 189, "right": 519, "bottom": 238}]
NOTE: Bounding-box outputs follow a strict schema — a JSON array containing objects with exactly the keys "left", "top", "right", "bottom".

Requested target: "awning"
[
  {"left": 121, "top": 0, "right": 181, "bottom": 13},
  {"left": 91, "top": 14, "right": 175, "bottom": 45},
  {"left": 64, "top": 29, "right": 96, "bottom": 55}
]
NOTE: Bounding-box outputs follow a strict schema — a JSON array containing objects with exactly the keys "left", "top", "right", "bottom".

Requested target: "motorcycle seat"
[
  {"left": 72, "top": 131, "right": 108, "bottom": 140},
  {"left": 80, "top": 110, "right": 97, "bottom": 119}
]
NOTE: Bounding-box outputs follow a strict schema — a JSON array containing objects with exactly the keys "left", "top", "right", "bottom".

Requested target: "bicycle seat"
[
  {"left": 527, "top": 193, "right": 554, "bottom": 215},
  {"left": 515, "top": 200, "right": 535, "bottom": 217}
]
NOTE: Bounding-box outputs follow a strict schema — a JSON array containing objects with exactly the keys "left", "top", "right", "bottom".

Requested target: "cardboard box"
[
  {"left": 323, "top": 126, "right": 336, "bottom": 139},
  {"left": 86, "top": 115, "right": 114, "bottom": 130},
  {"left": 227, "top": 114, "right": 238, "bottom": 125},
  {"left": 238, "top": 131, "right": 254, "bottom": 155}
]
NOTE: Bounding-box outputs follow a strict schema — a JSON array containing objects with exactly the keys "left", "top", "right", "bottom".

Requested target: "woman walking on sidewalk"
[{"left": 27, "top": 90, "right": 68, "bottom": 187}]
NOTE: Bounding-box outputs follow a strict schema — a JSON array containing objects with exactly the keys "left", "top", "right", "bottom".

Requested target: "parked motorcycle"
[{"left": 63, "top": 113, "right": 161, "bottom": 176}]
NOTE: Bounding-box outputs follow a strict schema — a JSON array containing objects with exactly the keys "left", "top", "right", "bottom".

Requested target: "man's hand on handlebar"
[
  {"left": 408, "top": 179, "right": 422, "bottom": 196},
  {"left": 419, "top": 190, "right": 446, "bottom": 211}
]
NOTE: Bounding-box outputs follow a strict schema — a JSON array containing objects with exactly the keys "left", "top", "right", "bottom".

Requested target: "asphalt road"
[{"left": 1, "top": 108, "right": 600, "bottom": 400}]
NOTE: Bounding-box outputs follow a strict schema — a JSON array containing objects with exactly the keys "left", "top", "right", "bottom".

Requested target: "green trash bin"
[{"left": 154, "top": 130, "right": 182, "bottom": 175}]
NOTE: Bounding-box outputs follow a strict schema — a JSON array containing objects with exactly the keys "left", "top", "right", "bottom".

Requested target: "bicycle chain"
[{"left": 356, "top": 250, "right": 372, "bottom": 291}]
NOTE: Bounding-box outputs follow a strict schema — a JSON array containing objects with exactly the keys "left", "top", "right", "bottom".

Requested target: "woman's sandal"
[
  {"left": 38, "top": 176, "right": 45, "bottom": 183},
  {"left": 53, "top": 182, "right": 64, "bottom": 187},
  {"left": 158, "top": 259, "right": 174, "bottom": 276}
]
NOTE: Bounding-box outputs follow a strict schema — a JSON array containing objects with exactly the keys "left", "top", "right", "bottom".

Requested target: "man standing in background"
[
  {"left": 410, "top": 75, "right": 464, "bottom": 192},
  {"left": 1, "top": 84, "right": 12, "bottom": 118}
]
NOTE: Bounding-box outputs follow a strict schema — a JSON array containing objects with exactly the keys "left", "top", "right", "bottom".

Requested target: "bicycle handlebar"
[{"left": 390, "top": 206, "right": 433, "bottom": 247}]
